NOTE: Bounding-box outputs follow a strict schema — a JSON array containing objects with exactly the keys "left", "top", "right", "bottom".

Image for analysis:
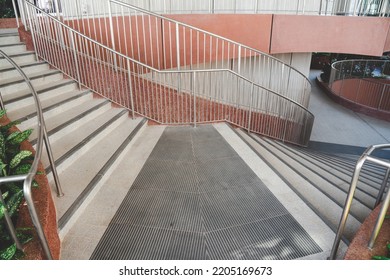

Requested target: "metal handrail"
[
  {"left": 329, "top": 144, "right": 390, "bottom": 260},
  {"left": 109, "top": 0, "right": 312, "bottom": 88},
  {"left": 18, "top": 0, "right": 314, "bottom": 145},
  {"left": 38, "top": 0, "right": 390, "bottom": 17},
  {"left": 0, "top": 50, "right": 63, "bottom": 260},
  {"left": 329, "top": 59, "right": 390, "bottom": 112}
]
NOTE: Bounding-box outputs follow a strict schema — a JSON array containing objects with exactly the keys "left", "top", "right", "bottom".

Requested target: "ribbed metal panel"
[{"left": 91, "top": 125, "right": 322, "bottom": 260}]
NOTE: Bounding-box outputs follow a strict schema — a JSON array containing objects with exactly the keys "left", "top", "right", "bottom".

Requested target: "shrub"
[{"left": 0, "top": 109, "right": 38, "bottom": 260}]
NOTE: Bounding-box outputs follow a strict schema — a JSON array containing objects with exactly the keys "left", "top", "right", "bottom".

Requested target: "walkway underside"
[{"left": 90, "top": 125, "right": 321, "bottom": 260}]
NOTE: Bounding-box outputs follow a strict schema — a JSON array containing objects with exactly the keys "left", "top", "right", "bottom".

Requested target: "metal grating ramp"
[{"left": 90, "top": 125, "right": 322, "bottom": 260}]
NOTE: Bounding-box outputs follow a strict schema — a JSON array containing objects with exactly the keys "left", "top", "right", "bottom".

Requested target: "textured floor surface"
[{"left": 90, "top": 125, "right": 322, "bottom": 260}]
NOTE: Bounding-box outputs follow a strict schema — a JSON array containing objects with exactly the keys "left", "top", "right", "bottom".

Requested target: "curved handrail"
[
  {"left": 0, "top": 50, "right": 62, "bottom": 260},
  {"left": 329, "top": 144, "right": 390, "bottom": 260},
  {"left": 110, "top": 0, "right": 312, "bottom": 87},
  {"left": 329, "top": 59, "right": 390, "bottom": 112},
  {"left": 20, "top": 0, "right": 314, "bottom": 145},
  {"left": 40, "top": 0, "right": 390, "bottom": 17}
]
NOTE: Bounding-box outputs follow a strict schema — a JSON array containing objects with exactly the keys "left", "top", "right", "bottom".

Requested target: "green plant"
[
  {"left": 0, "top": 109, "right": 38, "bottom": 260},
  {"left": 0, "top": 0, "right": 16, "bottom": 18},
  {"left": 372, "top": 215, "right": 390, "bottom": 260}
]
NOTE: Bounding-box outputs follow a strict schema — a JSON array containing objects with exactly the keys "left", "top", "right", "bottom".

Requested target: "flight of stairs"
[
  {"left": 1, "top": 29, "right": 387, "bottom": 259},
  {"left": 234, "top": 128, "right": 387, "bottom": 243},
  {"left": 0, "top": 30, "right": 148, "bottom": 241}
]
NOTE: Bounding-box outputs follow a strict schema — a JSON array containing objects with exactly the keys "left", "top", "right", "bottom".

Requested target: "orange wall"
[
  {"left": 167, "top": 14, "right": 389, "bottom": 57},
  {"left": 166, "top": 14, "right": 272, "bottom": 53},
  {"left": 271, "top": 15, "right": 390, "bottom": 56}
]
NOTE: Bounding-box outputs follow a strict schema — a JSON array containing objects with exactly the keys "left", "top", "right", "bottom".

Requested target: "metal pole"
[
  {"left": 108, "top": 0, "right": 118, "bottom": 70},
  {"left": 43, "top": 125, "right": 64, "bottom": 197},
  {"left": 12, "top": 0, "right": 20, "bottom": 28},
  {"left": 69, "top": 30, "right": 81, "bottom": 89},
  {"left": 127, "top": 59, "right": 135, "bottom": 119},
  {"left": 193, "top": 72, "right": 196, "bottom": 127},
  {"left": 23, "top": 179, "right": 53, "bottom": 259},
  {"left": 375, "top": 168, "right": 390, "bottom": 207},
  {"left": 329, "top": 150, "right": 369, "bottom": 260},
  {"left": 248, "top": 82, "right": 254, "bottom": 133}
]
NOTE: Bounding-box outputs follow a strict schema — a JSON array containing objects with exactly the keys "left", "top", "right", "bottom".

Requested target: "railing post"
[
  {"left": 378, "top": 84, "right": 387, "bottom": 110},
  {"left": 329, "top": 148, "right": 371, "bottom": 260},
  {"left": 23, "top": 180, "right": 53, "bottom": 259},
  {"left": 175, "top": 23, "right": 181, "bottom": 70},
  {"left": 237, "top": 45, "right": 241, "bottom": 75},
  {"left": 375, "top": 168, "right": 390, "bottom": 207},
  {"left": 69, "top": 30, "right": 82, "bottom": 90},
  {"left": 193, "top": 72, "right": 197, "bottom": 127},
  {"left": 108, "top": 0, "right": 118, "bottom": 70},
  {"left": 25, "top": 1, "right": 39, "bottom": 61},
  {"left": 248, "top": 82, "right": 254, "bottom": 134},
  {"left": 127, "top": 59, "right": 135, "bottom": 119},
  {"left": 43, "top": 125, "right": 64, "bottom": 197},
  {"left": 12, "top": 0, "right": 20, "bottom": 28}
]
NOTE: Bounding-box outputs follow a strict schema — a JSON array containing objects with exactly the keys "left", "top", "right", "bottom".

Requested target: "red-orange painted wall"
[
  {"left": 165, "top": 14, "right": 272, "bottom": 54},
  {"left": 271, "top": 15, "right": 390, "bottom": 56}
]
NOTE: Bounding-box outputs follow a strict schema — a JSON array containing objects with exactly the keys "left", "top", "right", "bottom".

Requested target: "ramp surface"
[{"left": 91, "top": 125, "right": 322, "bottom": 260}]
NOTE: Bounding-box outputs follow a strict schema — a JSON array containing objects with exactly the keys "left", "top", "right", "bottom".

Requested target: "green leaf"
[
  {"left": 16, "top": 229, "right": 33, "bottom": 245},
  {"left": 1, "top": 183, "right": 21, "bottom": 195},
  {"left": 372, "top": 255, "right": 390, "bottom": 260},
  {"left": 0, "top": 159, "right": 7, "bottom": 176},
  {"left": 0, "top": 133, "right": 5, "bottom": 160},
  {"left": 6, "top": 190, "right": 23, "bottom": 217},
  {"left": 0, "top": 201, "right": 5, "bottom": 220},
  {"left": 0, "top": 120, "right": 21, "bottom": 132},
  {"left": 8, "top": 129, "right": 33, "bottom": 145},
  {"left": 13, "top": 163, "right": 32, "bottom": 175},
  {"left": 0, "top": 243, "right": 16, "bottom": 260},
  {"left": 10, "top": 151, "right": 33, "bottom": 169},
  {"left": 32, "top": 180, "right": 39, "bottom": 189},
  {"left": 0, "top": 109, "right": 6, "bottom": 119}
]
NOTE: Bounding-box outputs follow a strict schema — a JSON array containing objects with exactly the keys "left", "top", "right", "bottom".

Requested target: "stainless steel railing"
[
  {"left": 18, "top": 0, "right": 314, "bottom": 146},
  {"left": 53, "top": 0, "right": 312, "bottom": 110},
  {"left": 329, "top": 144, "right": 390, "bottom": 260},
  {"left": 0, "top": 50, "right": 63, "bottom": 260},
  {"left": 329, "top": 59, "right": 390, "bottom": 112},
  {"left": 31, "top": 0, "right": 390, "bottom": 17}
]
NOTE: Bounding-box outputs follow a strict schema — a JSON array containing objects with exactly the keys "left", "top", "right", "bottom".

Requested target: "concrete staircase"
[
  {"left": 234, "top": 128, "right": 387, "bottom": 243},
  {"left": 0, "top": 30, "right": 149, "bottom": 243}
]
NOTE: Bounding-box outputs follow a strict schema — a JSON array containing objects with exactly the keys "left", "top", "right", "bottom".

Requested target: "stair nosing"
[
  {"left": 15, "top": 89, "right": 92, "bottom": 124},
  {"left": 45, "top": 109, "right": 128, "bottom": 174},
  {"left": 0, "top": 69, "right": 62, "bottom": 87},
  {"left": 261, "top": 137, "right": 379, "bottom": 205},
  {"left": 231, "top": 127, "right": 362, "bottom": 243},
  {"left": 30, "top": 99, "right": 111, "bottom": 146},
  {"left": 57, "top": 118, "right": 147, "bottom": 230}
]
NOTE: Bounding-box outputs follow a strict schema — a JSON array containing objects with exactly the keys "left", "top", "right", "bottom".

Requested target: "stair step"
[
  {"left": 54, "top": 117, "right": 147, "bottom": 233},
  {"left": 59, "top": 124, "right": 164, "bottom": 257},
  {"left": 8, "top": 89, "right": 91, "bottom": 124},
  {"left": 0, "top": 51, "right": 36, "bottom": 67},
  {"left": 0, "top": 42, "right": 26, "bottom": 55},
  {"left": 294, "top": 146, "right": 386, "bottom": 194},
  {"left": 42, "top": 108, "right": 129, "bottom": 173},
  {"left": 261, "top": 137, "right": 378, "bottom": 208},
  {"left": 0, "top": 33, "right": 20, "bottom": 45},
  {"left": 17, "top": 96, "right": 111, "bottom": 142},
  {"left": 0, "top": 69, "right": 63, "bottom": 95},
  {"left": 3, "top": 79, "right": 77, "bottom": 105},
  {"left": 0, "top": 60, "right": 49, "bottom": 80},
  {"left": 234, "top": 129, "right": 362, "bottom": 242}
]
